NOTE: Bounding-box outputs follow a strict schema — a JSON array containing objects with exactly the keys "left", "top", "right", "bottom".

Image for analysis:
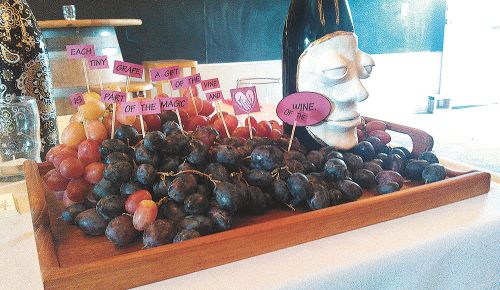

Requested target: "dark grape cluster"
[{"left": 58, "top": 118, "right": 446, "bottom": 248}]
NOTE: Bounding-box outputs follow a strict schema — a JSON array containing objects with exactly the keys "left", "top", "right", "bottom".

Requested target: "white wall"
[{"left": 197, "top": 51, "right": 442, "bottom": 115}]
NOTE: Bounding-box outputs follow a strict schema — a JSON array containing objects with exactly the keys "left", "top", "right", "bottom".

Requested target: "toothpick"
[
  {"left": 287, "top": 119, "right": 297, "bottom": 152},
  {"left": 111, "top": 103, "right": 117, "bottom": 139},
  {"left": 155, "top": 82, "right": 162, "bottom": 96},
  {"left": 188, "top": 86, "right": 199, "bottom": 115},
  {"left": 125, "top": 75, "right": 131, "bottom": 97},
  {"left": 78, "top": 108, "right": 89, "bottom": 139},
  {"left": 247, "top": 112, "right": 253, "bottom": 139},
  {"left": 139, "top": 114, "right": 146, "bottom": 137},
  {"left": 215, "top": 100, "right": 231, "bottom": 138},
  {"left": 168, "top": 81, "right": 184, "bottom": 133},
  {"left": 82, "top": 59, "right": 90, "bottom": 93}
]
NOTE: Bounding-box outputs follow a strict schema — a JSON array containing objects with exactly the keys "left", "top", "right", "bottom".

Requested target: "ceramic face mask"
[{"left": 297, "top": 32, "right": 374, "bottom": 150}]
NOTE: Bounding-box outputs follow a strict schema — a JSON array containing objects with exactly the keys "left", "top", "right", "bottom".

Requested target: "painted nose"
[{"left": 351, "top": 77, "right": 369, "bottom": 103}]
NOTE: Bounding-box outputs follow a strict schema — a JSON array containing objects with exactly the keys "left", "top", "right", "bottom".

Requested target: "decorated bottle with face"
[{"left": 283, "top": 0, "right": 374, "bottom": 150}]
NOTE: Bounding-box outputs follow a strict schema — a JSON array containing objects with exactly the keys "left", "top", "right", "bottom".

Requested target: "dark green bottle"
[{"left": 282, "top": 0, "right": 355, "bottom": 150}]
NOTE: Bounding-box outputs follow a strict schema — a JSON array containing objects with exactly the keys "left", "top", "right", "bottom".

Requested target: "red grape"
[
  {"left": 85, "top": 120, "right": 107, "bottom": 143},
  {"left": 143, "top": 114, "right": 162, "bottom": 131},
  {"left": 125, "top": 189, "right": 153, "bottom": 214},
  {"left": 357, "top": 129, "right": 364, "bottom": 141},
  {"left": 209, "top": 111, "right": 228, "bottom": 124},
  {"left": 181, "top": 96, "right": 203, "bottom": 117},
  {"left": 66, "top": 178, "right": 90, "bottom": 202},
  {"left": 255, "top": 120, "right": 272, "bottom": 137},
  {"left": 212, "top": 114, "right": 238, "bottom": 136},
  {"left": 43, "top": 169, "right": 55, "bottom": 183},
  {"left": 116, "top": 104, "right": 136, "bottom": 125},
  {"left": 78, "top": 139, "right": 101, "bottom": 165},
  {"left": 46, "top": 144, "right": 66, "bottom": 163},
  {"left": 45, "top": 170, "right": 70, "bottom": 191},
  {"left": 102, "top": 114, "right": 114, "bottom": 137},
  {"left": 269, "top": 129, "right": 282, "bottom": 141},
  {"left": 369, "top": 130, "right": 391, "bottom": 144},
  {"left": 186, "top": 115, "right": 208, "bottom": 131},
  {"left": 210, "top": 121, "right": 227, "bottom": 138},
  {"left": 178, "top": 110, "right": 189, "bottom": 126},
  {"left": 133, "top": 200, "right": 158, "bottom": 231},
  {"left": 84, "top": 162, "right": 105, "bottom": 184},
  {"left": 63, "top": 191, "right": 78, "bottom": 207},
  {"left": 223, "top": 115, "right": 238, "bottom": 132},
  {"left": 52, "top": 148, "right": 78, "bottom": 170},
  {"left": 61, "top": 122, "right": 86, "bottom": 149},
  {"left": 366, "top": 121, "right": 387, "bottom": 133},
  {"left": 132, "top": 117, "right": 148, "bottom": 134},
  {"left": 269, "top": 120, "right": 282, "bottom": 131},
  {"left": 59, "top": 157, "right": 84, "bottom": 179},
  {"left": 199, "top": 100, "right": 215, "bottom": 116},
  {"left": 80, "top": 99, "right": 105, "bottom": 120},
  {"left": 232, "top": 127, "right": 256, "bottom": 140},
  {"left": 244, "top": 116, "right": 258, "bottom": 129}
]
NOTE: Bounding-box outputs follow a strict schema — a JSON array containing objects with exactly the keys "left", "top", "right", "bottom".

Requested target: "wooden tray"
[{"left": 24, "top": 118, "right": 491, "bottom": 290}]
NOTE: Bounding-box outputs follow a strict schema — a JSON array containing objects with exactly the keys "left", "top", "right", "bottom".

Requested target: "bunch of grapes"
[
  {"left": 47, "top": 96, "right": 446, "bottom": 249},
  {"left": 45, "top": 92, "right": 108, "bottom": 205}
]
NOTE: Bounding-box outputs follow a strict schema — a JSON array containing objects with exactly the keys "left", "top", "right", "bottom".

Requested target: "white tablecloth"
[{"left": 0, "top": 160, "right": 499, "bottom": 290}]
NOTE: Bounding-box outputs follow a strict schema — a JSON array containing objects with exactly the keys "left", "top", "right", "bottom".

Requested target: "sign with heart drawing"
[{"left": 230, "top": 86, "right": 260, "bottom": 115}]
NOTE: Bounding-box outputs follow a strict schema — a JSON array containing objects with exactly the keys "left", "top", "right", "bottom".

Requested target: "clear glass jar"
[
  {"left": 237, "top": 78, "right": 281, "bottom": 105},
  {"left": 0, "top": 96, "right": 41, "bottom": 181}
]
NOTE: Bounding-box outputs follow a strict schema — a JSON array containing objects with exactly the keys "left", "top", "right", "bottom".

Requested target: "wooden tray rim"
[{"left": 26, "top": 159, "right": 491, "bottom": 288}]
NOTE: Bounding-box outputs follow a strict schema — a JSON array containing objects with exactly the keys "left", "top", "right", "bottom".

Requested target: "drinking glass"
[
  {"left": 63, "top": 5, "right": 76, "bottom": 20},
  {"left": 0, "top": 96, "right": 41, "bottom": 181},
  {"left": 236, "top": 78, "right": 281, "bottom": 105},
  {"left": 236, "top": 77, "right": 282, "bottom": 120}
]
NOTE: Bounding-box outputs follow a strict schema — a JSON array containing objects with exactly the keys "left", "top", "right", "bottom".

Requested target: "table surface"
[
  {"left": 0, "top": 115, "right": 499, "bottom": 289},
  {"left": 38, "top": 19, "right": 142, "bottom": 29}
]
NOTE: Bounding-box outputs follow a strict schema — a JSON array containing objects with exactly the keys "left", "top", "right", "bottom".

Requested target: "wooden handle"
[
  {"left": 362, "top": 117, "right": 478, "bottom": 178},
  {"left": 363, "top": 116, "right": 434, "bottom": 159}
]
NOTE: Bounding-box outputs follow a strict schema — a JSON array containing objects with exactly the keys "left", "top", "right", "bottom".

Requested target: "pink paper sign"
[
  {"left": 205, "top": 90, "right": 224, "bottom": 102},
  {"left": 100, "top": 90, "right": 126, "bottom": 104},
  {"left": 113, "top": 60, "right": 144, "bottom": 78},
  {"left": 158, "top": 96, "right": 189, "bottom": 111},
  {"left": 276, "top": 92, "right": 333, "bottom": 126},
  {"left": 121, "top": 101, "right": 142, "bottom": 116},
  {"left": 201, "top": 78, "right": 220, "bottom": 91},
  {"left": 66, "top": 45, "right": 95, "bottom": 59},
  {"left": 140, "top": 99, "right": 161, "bottom": 115},
  {"left": 150, "top": 66, "right": 180, "bottom": 82},
  {"left": 230, "top": 86, "right": 260, "bottom": 115},
  {"left": 69, "top": 92, "right": 85, "bottom": 108},
  {"left": 87, "top": 55, "right": 109, "bottom": 70},
  {"left": 171, "top": 73, "right": 202, "bottom": 90}
]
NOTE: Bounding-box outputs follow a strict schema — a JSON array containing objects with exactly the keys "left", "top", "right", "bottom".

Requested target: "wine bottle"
[
  {"left": 282, "top": 0, "right": 356, "bottom": 150},
  {"left": 0, "top": 0, "right": 59, "bottom": 160}
]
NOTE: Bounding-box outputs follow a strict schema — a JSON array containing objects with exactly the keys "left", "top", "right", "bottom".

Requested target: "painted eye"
[
  {"left": 358, "top": 50, "right": 375, "bottom": 79},
  {"left": 322, "top": 66, "right": 348, "bottom": 80}
]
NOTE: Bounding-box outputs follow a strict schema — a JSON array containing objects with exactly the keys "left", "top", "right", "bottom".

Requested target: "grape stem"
[
  {"left": 156, "top": 196, "right": 170, "bottom": 207},
  {"left": 271, "top": 166, "right": 292, "bottom": 180},
  {"left": 230, "top": 171, "right": 249, "bottom": 186},
  {"left": 157, "top": 169, "right": 220, "bottom": 187}
]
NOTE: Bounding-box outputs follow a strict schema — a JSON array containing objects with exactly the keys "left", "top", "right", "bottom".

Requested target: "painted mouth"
[{"left": 326, "top": 111, "right": 361, "bottom": 128}]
